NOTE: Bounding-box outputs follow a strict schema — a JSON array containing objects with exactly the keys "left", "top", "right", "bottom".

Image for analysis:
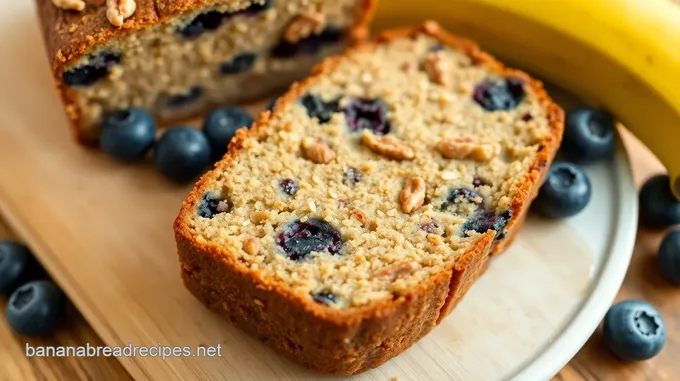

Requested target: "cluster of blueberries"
[
  {"left": 0, "top": 242, "right": 64, "bottom": 337},
  {"left": 543, "top": 106, "right": 678, "bottom": 362},
  {"left": 99, "top": 105, "right": 260, "bottom": 183}
]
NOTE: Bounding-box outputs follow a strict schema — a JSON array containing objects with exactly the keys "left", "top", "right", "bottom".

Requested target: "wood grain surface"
[{"left": 0, "top": 217, "right": 131, "bottom": 381}]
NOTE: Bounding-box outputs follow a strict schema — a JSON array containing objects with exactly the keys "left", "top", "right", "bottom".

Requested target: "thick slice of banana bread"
[
  {"left": 174, "top": 22, "right": 564, "bottom": 374},
  {"left": 35, "top": 0, "right": 374, "bottom": 145}
]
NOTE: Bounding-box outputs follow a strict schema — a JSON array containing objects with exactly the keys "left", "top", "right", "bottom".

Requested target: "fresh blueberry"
[
  {"left": 0, "top": 242, "right": 35, "bottom": 296},
  {"left": 441, "top": 188, "right": 483, "bottom": 209},
  {"left": 603, "top": 300, "right": 666, "bottom": 361},
  {"left": 462, "top": 209, "right": 512, "bottom": 240},
  {"left": 533, "top": 162, "right": 591, "bottom": 218},
  {"left": 197, "top": 193, "right": 232, "bottom": 219},
  {"left": 219, "top": 53, "right": 257, "bottom": 75},
  {"left": 238, "top": 0, "right": 272, "bottom": 15},
  {"left": 344, "top": 167, "right": 363, "bottom": 186},
  {"left": 300, "top": 94, "right": 340, "bottom": 124},
  {"left": 658, "top": 230, "right": 680, "bottom": 284},
  {"left": 344, "top": 98, "right": 391, "bottom": 136},
  {"left": 165, "top": 86, "right": 203, "bottom": 108},
  {"left": 473, "top": 77, "right": 525, "bottom": 111},
  {"left": 279, "top": 179, "right": 299, "bottom": 196},
  {"left": 62, "top": 51, "right": 121, "bottom": 88},
  {"left": 639, "top": 174, "right": 680, "bottom": 229},
  {"left": 271, "top": 27, "right": 344, "bottom": 58},
  {"left": 153, "top": 127, "right": 211, "bottom": 183},
  {"left": 177, "top": 11, "right": 226, "bottom": 39},
  {"left": 278, "top": 219, "right": 343, "bottom": 261},
  {"left": 6, "top": 281, "right": 65, "bottom": 337},
  {"left": 311, "top": 291, "right": 339, "bottom": 306},
  {"left": 561, "top": 107, "right": 615, "bottom": 163},
  {"left": 100, "top": 108, "right": 156, "bottom": 161},
  {"left": 203, "top": 107, "right": 253, "bottom": 160}
]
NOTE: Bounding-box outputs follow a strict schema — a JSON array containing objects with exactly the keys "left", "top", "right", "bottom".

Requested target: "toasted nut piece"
[
  {"left": 370, "top": 261, "right": 420, "bottom": 282},
  {"left": 362, "top": 131, "right": 415, "bottom": 161},
  {"left": 243, "top": 238, "right": 261, "bottom": 255},
  {"left": 423, "top": 51, "right": 450, "bottom": 86},
  {"left": 436, "top": 137, "right": 501, "bottom": 162},
  {"left": 250, "top": 211, "right": 270, "bottom": 224},
  {"left": 301, "top": 138, "right": 336, "bottom": 164},
  {"left": 284, "top": 11, "right": 326, "bottom": 43},
  {"left": 400, "top": 177, "right": 427, "bottom": 213},
  {"left": 106, "top": 0, "right": 136, "bottom": 27},
  {"left": 52, "top": 0, "right": 85, "bottom": 11}
]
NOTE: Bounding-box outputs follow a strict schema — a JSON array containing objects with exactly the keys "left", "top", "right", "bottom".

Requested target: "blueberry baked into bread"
[
  {"left": 174, "top": 22, "right": 564, "bottom": 374},
  {"left": 35, "top": 0, "right": 374, "bottom": 145}
]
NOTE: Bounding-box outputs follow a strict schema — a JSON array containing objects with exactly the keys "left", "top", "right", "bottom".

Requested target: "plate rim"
[{"left": 511, "top": 136, "right": 638, "bottom": 380}]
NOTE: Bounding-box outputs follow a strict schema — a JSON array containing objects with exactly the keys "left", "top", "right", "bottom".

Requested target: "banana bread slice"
[
  {"left": 174, "top": 22, "right": 564, "bottom": 375},
  {"left": 35, "top": 0, "right": 374, "bottom": 145}
]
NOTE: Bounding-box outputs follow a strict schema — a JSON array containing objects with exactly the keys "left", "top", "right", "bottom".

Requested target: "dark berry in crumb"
[
  {"left": 639, "top": 174, "right": 680, "bottom": 229},
  {"left": 219, "top": 53, "right": 257, "bottom": 75},
  {"left": 301, "top": 94, "right": 340, "bottom": 124},
  {"left": 463, "top": 209, "right": 512, "bottom": 239},
  {"left": 153, "top": 127, "right": 211, "bottom": 183},
  {"left": 203, "top": 106, "right": 253, "bottom": 160},
  {"left": 279, "top": 179, "right": 299, "bottom": 196},
  {"left": 603, "top": 300, "right": 666, "bottom": 361},
  {"left": 472, "top": 177, "right": 487, "bottom": 187},
  {"left": 561, "top": 107, "right": 615, "bottom": 163},
  {"left": 441, "top": 188, "right": 483, "bottom": 209},
  {"left": 521, "top": 112, "right": 533, "bottom": 122},
  {"left": 271, "top": 27, "right": 344, "bottom": 58},
  {"left": 473, "top": 77, "right": 525, "bottom": 111},
  {"left": 278, "top": 219, "right": 343, "bottom": 261},
  {"left": 62, "top": 51, "right": 121, "bottom": 88},
  {"left": 429, "top": 44, "right": 445, "bottom": 52},
  {"left": 100, "top": 108, "right": 156, "bottom": 161},
  {"left": 533, "top": 162, "right": 591, "bottom": 218},
  {"left": 422, "top": 219, "right": 439, "bottom": 234},
  {"left": 658, "top": 230, "right": 680, "bottom": 284},
  {"left": 177, "top": 11, "right": 226, "bottom": 39},
  {"left": 344, "top": 167, "right": 363, "bottom": 186},
  {"left": 6, "top": 281, "right": 65, "bottom": 337},
  {"left": 344, "top": 98, "right": 391, "bottom": 136},
  {"left": 238, "top": 0, "right": 272, "bottom": 15},
  {"left": 311, "top": 291, "right": 338, "bottom": 306},
  {"left": 165, "top": 86, "right": 203, "bottom": 108},
  {"left": 197, "top": 193, "right": 232, "bottom": 219},
  {"left": 0, "top": 242, "right": 36, "bottom": 296}
]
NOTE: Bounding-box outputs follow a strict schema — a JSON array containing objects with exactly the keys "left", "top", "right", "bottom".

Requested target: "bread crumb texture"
[
  {"left": 57, "top": 0, "right": 359, "bottom": 136},
  {"left": 184, "top": 35, "right": 552, "bottom": 309}
]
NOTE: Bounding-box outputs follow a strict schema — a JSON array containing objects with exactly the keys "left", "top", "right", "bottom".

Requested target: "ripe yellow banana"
[{"left": 373, "top": 0, "right": 680, "bottom": 198}]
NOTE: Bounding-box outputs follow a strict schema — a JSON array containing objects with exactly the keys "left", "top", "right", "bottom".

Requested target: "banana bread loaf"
[
  {"left": 174, "top": 22, "right": 564, "bottom": 374},
  {"left": 35, "top": 0, "right": 374, "bottom": 145}
]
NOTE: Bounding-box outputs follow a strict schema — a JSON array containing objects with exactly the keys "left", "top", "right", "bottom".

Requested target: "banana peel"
[{"left": 373, "top": 0, "right": 680, "bottom": 199}]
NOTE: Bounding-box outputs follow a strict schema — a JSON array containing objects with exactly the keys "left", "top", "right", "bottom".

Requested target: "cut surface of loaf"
[
  {"left": 35, "top": 0, "right": 374, "bottom": 144},
  {"left": 174, "top": 22, "right": 564, "bottom": 374}
]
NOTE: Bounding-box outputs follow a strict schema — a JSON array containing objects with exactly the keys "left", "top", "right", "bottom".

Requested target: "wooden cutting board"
[{"left": 0, "top": 2, "right": 637, "bottom": 380}]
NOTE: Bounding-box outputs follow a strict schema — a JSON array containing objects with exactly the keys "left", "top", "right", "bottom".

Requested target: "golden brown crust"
[
  {"left": 34, "top": 0, "right": 377, "bottom": 145},
  {"left": 173, "top": 22, "right": 565, "bottom": 375}
]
